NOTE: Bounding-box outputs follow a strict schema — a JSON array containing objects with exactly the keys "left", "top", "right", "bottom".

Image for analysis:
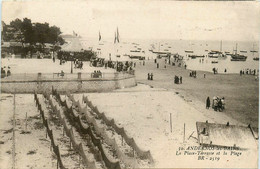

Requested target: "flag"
[
  {"left": 99, "top": 31, "right": 101, "bottom": 41},
  {"left": 116, "top": 27, "right": 119, "bottom": 43},
  {"left": 114, "top": 32, "right": 117, "bottom": 44}
]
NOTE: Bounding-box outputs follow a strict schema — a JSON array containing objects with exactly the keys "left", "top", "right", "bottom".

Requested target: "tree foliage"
[{"left": 2, "top": 18, "right": 65, "bottom": 46}]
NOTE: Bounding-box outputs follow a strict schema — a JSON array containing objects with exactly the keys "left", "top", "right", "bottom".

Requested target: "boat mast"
[
  {"left": 235, "top": 43, "right": 238, "bottom": 55},
  {"left": 220, "top": 40, "right": 222, "bottom": 52},
  {"left": 253, "top": 43, "right": 255, "bottom": 57}
]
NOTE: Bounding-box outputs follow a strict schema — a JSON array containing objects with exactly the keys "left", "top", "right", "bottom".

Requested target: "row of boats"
[{"left": 185, "top": 43, "right": 258, "bottom": 61}]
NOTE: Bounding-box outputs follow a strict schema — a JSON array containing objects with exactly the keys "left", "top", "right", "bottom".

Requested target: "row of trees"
[{"left": 2, "top": 18, "right": 65, "bottom": 48}]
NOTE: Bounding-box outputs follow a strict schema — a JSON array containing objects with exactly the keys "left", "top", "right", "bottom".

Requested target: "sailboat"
[
  {"left": 250, "top": 43, "right": 258, "bottom": 53},
  {"left": 251, "top": 43, "right": 259, "bottom": 61},
  {"left": 230, "top": 43, "right": 247, "bottom": 61},
  {"left": 114, "top": 27, "right": 121, "bottom": 58},
  {"left": 208, "top": 40, "right": 226, "bottom": 58}
]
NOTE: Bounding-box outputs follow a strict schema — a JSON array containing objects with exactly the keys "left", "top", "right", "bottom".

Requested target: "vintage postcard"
[{"left": 0, "top": 0, "right": 259, "bottom": 168}]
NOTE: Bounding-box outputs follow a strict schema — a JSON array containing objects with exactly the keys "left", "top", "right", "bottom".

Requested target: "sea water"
[{"left": 79, "top": 37, "right": 259, "bottom": 74}]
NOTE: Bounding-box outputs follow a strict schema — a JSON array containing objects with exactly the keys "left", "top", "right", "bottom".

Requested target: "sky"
[{"left": 2, "top": 0, "right": 260, "bottom": 41}]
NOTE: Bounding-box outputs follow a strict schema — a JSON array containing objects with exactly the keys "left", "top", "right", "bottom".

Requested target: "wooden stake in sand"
[
  {"left": 12, "top": 92, "right": 16, "bottom": 169},
  {"left": 170, "top": 113, "right": 172, "bottom": 133},
  {"left": 183, "top": 123, "right": 186, "bottom": 143},
  {"left": 25, "top": 112, "right": 28, "bottom": 131}
]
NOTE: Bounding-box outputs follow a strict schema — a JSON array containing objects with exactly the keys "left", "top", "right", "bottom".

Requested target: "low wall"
[{"left": 1, "top": 76, "right": 137, "bottom": 94}]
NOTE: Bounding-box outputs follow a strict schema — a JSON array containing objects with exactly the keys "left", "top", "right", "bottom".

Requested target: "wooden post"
[
  {"left": 79, "top": 155, "right": 81, "bottom": 167},
  {"left": 70, "top": 140, "right": 72, "bottom": 150},
  {"left": 25, "top": 112, "right": 28, "bottom": 131},
  {"left": 12, "top": 91, "right": 16, "bottom": 169},
  {"left": 170, "top": 113, "right": 172, "bottom": 133},
  {"left": 57, "top": 158, "right": 58, "bottom": 169},
  {"left": 183, "top": 123, "right": 186, "bottom": 143}
]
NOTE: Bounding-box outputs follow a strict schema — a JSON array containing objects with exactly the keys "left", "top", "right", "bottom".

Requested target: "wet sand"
[{"left": 134, "top": 58, "right": 259, "bottom": 127}]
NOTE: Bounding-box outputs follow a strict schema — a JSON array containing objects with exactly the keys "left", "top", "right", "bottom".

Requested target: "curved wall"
[{"left": 1, "top": 76, "right": 137, "bottom": 93}]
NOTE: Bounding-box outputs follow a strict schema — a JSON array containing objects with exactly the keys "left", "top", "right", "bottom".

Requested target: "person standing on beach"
[
  {"left": 206, "top": 97, "right": 210, "bottom": 109},
  {"left": 204, "top": 73, "right": 206, "bottom": 78},
  {"left": 148, "top": 73, "right": 150, "bottom": 80},
  {"left": 157, "top": 63, "right": 159, "bottom": 68},
  {"left": 180, "top": 76, "right": 182, "bottom": 84},
  {"left": 150, "top": 73, "right": 153, "bottom": 80}
]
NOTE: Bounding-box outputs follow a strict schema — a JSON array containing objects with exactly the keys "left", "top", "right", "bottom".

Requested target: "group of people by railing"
[
  {"left": 91, "top": 70, "right": 102, "bottom": 78},
  {"left": 1, "top": 67, "right": 11, "bottom": 78},
  {"left": 74, "top": 59, "right": 84, "bottom": 69},
  {"left": 105, "top": 60, "right": 134, "bottom": 73}
]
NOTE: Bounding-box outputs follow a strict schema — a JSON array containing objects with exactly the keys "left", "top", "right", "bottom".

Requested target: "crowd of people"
[
  {"left": 147, "top": 73, "right": 154, "bottom": 80},
  {"left": 174, "top": 75, "right": 182, "bottom": 84},
  {"left": 105, "top": 60, "right": 134, "bottom": 73},
  {"left": 189, "top": 70, "right": 197, "bottom": 78},
  {"left": 206, "top": 96, "right": 225, "bottom": 112},
  {"left": 74, "top": 59, "right": 84, "bottom": 69},
  {"left": 240, "top": 69, "right": 258, "bottom": 76}
]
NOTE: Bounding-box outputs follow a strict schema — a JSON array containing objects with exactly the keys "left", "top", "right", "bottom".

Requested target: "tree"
[
  {"left": 21, "top": 18, "right": 33, "bottom": 45},
  {"left": 2, "top": 18, "right": 65, "bottom": 54}
]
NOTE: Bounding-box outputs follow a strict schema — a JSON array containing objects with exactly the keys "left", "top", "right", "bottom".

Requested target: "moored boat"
[
  {"left": 185, "top": 50, "right": 194, "bottom": 53},
  {"left": 230, "top": 43, "right": 247, "bottom": 61},
  {"left": 188, "top": 55, "right": 205, "bottom": 59}
]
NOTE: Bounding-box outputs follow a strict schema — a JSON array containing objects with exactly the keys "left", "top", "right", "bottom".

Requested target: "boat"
[
  {"left": 188, "top": 55, "right": 205, "bottom": 59},
  {"left": 208, "top": 51, "right": 222, "bottom": 58},
  {"left": 116, "top": 55, "right": 120, "bottom": 58},
  {"left": 208, "top": 41, "right": 226, "bottom": 58},
  {"left": 211, "top": 60, "right": 218, "bottom": 64},
  {"left": 129, "top": 55, "right": 145, "bottom": 60},
  {"left": 185, "top": 50, "right": 194, "bottom": 53},
  {"left": 130, "top": 50, "right": 141, "bottom": 53},
  {"left": 250, "top": 44, "right": 258, "bottom": 53},
  {"left": 253, "top": 57, "right": 259, "bottom": 61},
  {"left": 231, "top": 58, "right": 247, "bottom": 61},
  {"left": 240, "top": 50, "right": 247, "bottom": 53},
  {"left": 230, "top": 44, "right": 247, "bottom": 61},
  {"left": 152, "top": 51, "right": 170, "bottom": 55}
]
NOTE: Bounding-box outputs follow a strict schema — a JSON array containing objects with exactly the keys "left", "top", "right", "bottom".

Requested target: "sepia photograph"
[{"left": 0, "top": 0, "right": 259, "bottom": 168}]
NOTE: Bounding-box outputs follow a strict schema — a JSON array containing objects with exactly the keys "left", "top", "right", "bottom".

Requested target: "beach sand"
[
  {"left": 73, "top": 83, "right": 258, "bottom": 168},
  {"left": 0, "top": 58, "right": 258, "bottom": 168}
]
